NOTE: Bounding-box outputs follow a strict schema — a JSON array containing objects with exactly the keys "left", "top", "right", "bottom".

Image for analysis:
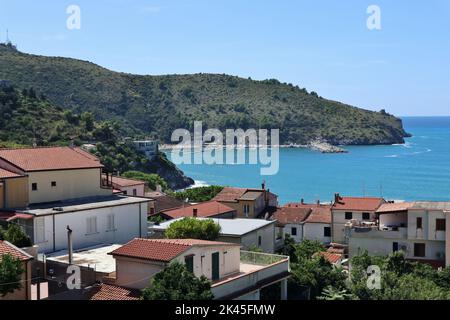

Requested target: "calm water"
[{"left": 166, "top": 117, "right": 450, "bottom": 204}]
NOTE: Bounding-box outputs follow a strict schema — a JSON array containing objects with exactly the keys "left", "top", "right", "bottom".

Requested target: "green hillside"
[
  {"left": 0, "top": 83, "right": 193, "bottom": 189},
  {"left": 0, "top": 45, "right": 409, "bottom": 145}
]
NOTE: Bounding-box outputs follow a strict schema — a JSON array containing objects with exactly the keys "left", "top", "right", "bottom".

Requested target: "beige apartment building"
[{"left": 213, "top": 186, "right": 278, "bottom": 219}]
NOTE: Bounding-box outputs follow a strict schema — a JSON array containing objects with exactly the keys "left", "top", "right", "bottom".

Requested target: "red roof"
[
  {"left": 272, "top": 207, "right": 311, "bottom": 226},
  {"left": 377, "top": 202, "right": 414, "bottom": 213},
  {"left": 110, "top": 176, "right": 145, "bottom": 187},
  {"left": 316, "top": 251, "right": 343, "bottom": 264},
  {"left": 109, "top": 238, "right": 237, "bottom": 262},
  {"left": 0, "top": 212, "right": 34, "bottom": 222},
  {"left": 285, "top": 203, "right": 332, "bottom": 224},
  {"left": 213, "top": 187, "right": 248, "bottom": 202},
  {"left": 161, "top": 201, "right": 235, "bottom": 219},
  {"left": 0, "top": 147, "right": 103, "bottom": 172},
  {"left": 0, "top": 240, "right": 33, "bottom": 262},
  {"left": 0, "top": 168, "right": 22, "bottom": 179},
  {"left": 333, "top": 197, "right": 384, "bottom": 211},
  {"left": 88, "top": 284, "right": 140, "bottom": 301}
]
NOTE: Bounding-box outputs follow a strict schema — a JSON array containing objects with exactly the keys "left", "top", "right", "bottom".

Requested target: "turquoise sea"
[{"left": 165, "top": 117, "right": 450, "bottom": 205}]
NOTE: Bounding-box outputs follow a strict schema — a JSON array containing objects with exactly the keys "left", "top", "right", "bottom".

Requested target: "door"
[
  {"left": 212, "top": 252, "right": 220, "bottom": 280},
  {"left": 392, "top": 242, "right": 399, "bottom": 252}
]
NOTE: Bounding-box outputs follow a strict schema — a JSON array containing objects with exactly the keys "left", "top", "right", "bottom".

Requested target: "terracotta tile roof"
[
  {"left": 161, "top": 201, "right": 235, "bottom": 219},
  {"left": 285, "top": 203, "right": 332, "bottom": 224},
  {"left": 0, "top": 168, "right": 22, "bottom": 179},
  {"left": 109, "top": 238, "right": 238, "bottom": 262},
  {"left": 377, "top": 202, "right": 414, "bottom": 213},
  {"left": 272, "top": 207, "right": 311, "bottom": 226},
  {"left": 316, "top": 251, "right": 343, "bottom": 264},
  {"left": 109, "top": 176, "right": 145, "bottom": 187},
  {"left": 333, "top": 196, "right": 384, "bottom": 211},
  {"left": 0, "top": 212, "right": 34, "bottom": 222},
  {"left": 88, "top": 284, "right": 140, "bottom": 301},
  {"left": 0, "top": 240, "right": 33, "bottom": 262},
  {"left": 213, "top": 187, "right": 248, "bottom": 202},
  {"left": 0, "top": 147, "right": 103, "bottom": 172},
  {"left": 145, "top": 192, "right": 186, "bottom": 214}
]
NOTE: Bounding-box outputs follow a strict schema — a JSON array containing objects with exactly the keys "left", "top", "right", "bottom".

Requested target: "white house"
[
  {"left": 271, "top": 202, "right": 332, "bottom": 247},
  {"left": 150, "top": 218, "right": 277, "bottom": 253},
  {"left": 331, "top": 194, "right": 385, "bottom": 244},
  {"left": 0, "top": 147, "right": 151, "bottom": 254},
  {"left": 108, "top": 238, "right": 291, "bottom": 300},
  {"left": 132, "top": 140, "right": 159, "bottom": 160},
  {"left": 348, "top": 202, "right": 449, "bottom": 267}
]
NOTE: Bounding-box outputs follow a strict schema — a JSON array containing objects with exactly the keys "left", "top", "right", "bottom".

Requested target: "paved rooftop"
[
  {"left": 46, "top": 244, "right": 121, "bottom": 274},
  {"left": 21, "top": 195, "right": 150, "bottom": 216},
  {"left": 152, "top": 217, "right": 275, "bottom": 236}
]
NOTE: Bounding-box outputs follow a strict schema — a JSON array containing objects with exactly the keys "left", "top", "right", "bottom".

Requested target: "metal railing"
[{"left": 240, "top": 250, "right": 289, "bottom": 266}]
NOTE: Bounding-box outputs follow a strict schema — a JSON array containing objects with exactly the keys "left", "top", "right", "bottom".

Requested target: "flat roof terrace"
[{"left": 21, "top": 195, "right": 150, "bottom": 216}]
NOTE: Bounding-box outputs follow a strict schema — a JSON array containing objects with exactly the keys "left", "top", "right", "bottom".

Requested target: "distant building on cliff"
[{"left": 131, "top": 140, "right": 159, "bottom": 160}]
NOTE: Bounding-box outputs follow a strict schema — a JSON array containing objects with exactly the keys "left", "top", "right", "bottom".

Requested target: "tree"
[
  {"left": 141, "top": 262, "right": 213, "bottom": 300},
  {"left": 277, "top": 234, "right": 298, "bottom": 263},
  {"left": 318, "top": 286, "right": 353, "bottom": 300},
  {"left": 295, "top": 239, "right": 325, "bottom": 260},
  {"left": 123, "top": 171, "right": 168, "bottom": 192},
  {"left": 81, "top": 111, "right": 95, "bottom": 131},
  {"left": 0, "top": 254, "right": 24, "bottom": 297},
  {"left": 171, "top": 186, "right": 224, "bottom": 203},
  {"left": 0, "top": 224, "right": 32, "bottom": 248},
  {"left": 165, "top": 218, "right": 221, "bottom": 241}
]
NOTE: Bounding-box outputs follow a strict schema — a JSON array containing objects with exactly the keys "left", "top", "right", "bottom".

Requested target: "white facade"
[
  {"left": 332, "top": 209, "right": 377, "bottom": 243},
  {"left": 133, "top": 141, "right": 158, "bottom": 160},
  {"left": 348, "top": 207, "right": 447, "bottom": 263},
  {"left": 26, "top": 199, "right": 149, "bottom": 253},
  {"left": 303, "top": 223, "right": 332, "bottom": 244}
]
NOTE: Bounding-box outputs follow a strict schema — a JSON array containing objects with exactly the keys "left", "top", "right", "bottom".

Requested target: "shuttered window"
[
  {"left": 35, "top": 217, "right": 45, "bottom": 243},
  {"left": 107, "top": 214, "right": 115, "bottom": 231},
  {"left": 86, "top": 217, "right": 98, "bottom": 234}
]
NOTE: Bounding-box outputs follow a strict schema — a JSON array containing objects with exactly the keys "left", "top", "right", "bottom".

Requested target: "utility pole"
[
  {"left": 36, "top": 267, "right": 41, "bottom": 300},
  {"left": 67, "top": 226, "right": 73, "bottom": 265}
]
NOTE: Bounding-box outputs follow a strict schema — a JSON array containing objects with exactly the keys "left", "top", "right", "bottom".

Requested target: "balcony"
[
  {"left": 211, "top": 251, "right": 290, "bottom": 300},
  {"left": 349, "top": 225, "right": 407, "bottom": 239}
]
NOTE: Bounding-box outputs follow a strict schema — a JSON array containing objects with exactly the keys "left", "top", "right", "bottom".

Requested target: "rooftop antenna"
[{"left": 6, "top": 29, "right": 9, "bottom": 43}]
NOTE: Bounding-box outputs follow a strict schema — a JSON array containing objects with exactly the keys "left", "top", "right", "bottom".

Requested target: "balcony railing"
[{"left": 240, "top": 250, "right": 289, "bottom": 266}]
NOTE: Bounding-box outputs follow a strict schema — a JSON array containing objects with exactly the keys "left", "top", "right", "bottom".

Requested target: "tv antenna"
[{"left": 6, "top": 29, "right": 10, "bottom": 44}]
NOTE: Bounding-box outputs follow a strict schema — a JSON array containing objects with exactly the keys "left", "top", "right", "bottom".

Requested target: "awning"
[{"left": 0, "top": 211, "right": 34, "bottom": 222}]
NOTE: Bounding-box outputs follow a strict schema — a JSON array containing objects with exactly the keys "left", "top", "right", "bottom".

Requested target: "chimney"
[
  {"left": 67, "top": 226, "right": 73, "bottom": 265},
  {"left": 261, "top": 181, "right": 266, "bottom": 190},
  {"left": 300, "top": 198, "right": 304, "bottom": 205},
  {"left": 334, "top": 193, "right": 341, "bottom": 203},
  {"left": 193, "top": 208, "right": 198, "bottom": 218},
  {"left": 317, "top": 199, "right": 321, "bottom": 206}
]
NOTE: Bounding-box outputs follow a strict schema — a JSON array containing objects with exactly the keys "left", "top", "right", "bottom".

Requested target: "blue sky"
[{"left": 1, "top": 0, "right": 450, "bottom": 116}]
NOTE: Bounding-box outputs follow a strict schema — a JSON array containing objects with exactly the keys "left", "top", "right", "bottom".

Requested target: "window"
[
  {"left": 345, "top": 212, "right": 353, "bottom": 220},
  {"left": 324, "top": 227, "right": 331, "bottom": 237},
  {"left": 243, "top": 205, "right": 250, "bottom": 218},
  {"left": 106, "top": 214, "right": 115, "bottom": 231},
  {"left": 35, "top": 217, "right": 45, "bottom": 243},
  {"left": 416, "top": 217, "right": 423, "bottom": 229},
  {"left": 436, "top": 219, "right": 446, "bottom": 231},
  {"left": 362, "top": 212, "right": 371, "bottom": 220},
  {"left": 414, "top": 243, "right": 426, "bottom": 257},
  {"left": 123, "top": 190, "right": 128, "bottom": 195},
  {"left": 185, "top": 255, "right": 194, "bottom": 273},
  {"left": 258, "top": 236, "right": 262, "bottom": 246},
  {"left": 133, "top": 189, "right": 137, "bottom": 196},
  {"left": 291, "top": 227, "right": 297, "bottom": 236},
  {"left": 51, "top": 181, "right": 57, "bottom": 187},
  {"left": 32, "top": 183, "right": 38, "bottom": 191},
  {"left": 86, "top": 217, "right": 98, "bottom": 235},
  {"left": 393, "top": 242, "right": 399, "bottom": 252}
]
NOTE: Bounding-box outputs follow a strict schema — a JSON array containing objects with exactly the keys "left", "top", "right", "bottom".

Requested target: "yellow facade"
[
  {"left": 28, "top": 168, "right": 111, "bottom": 204},
  {"left": 1, "top": 176, "right": 29, "bottom": 209}
]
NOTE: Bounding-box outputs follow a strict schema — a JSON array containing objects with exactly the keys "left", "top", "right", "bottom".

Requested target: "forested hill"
[{"left": 0, "top": 45, "right": 409, "bottom": 145}]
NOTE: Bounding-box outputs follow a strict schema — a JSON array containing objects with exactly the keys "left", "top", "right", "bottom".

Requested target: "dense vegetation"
[
  {"left": 141, "top": 262, "right": 213, "bottom": 300},
  {"left": 0, "top": 224, "right": 32, "bottom": 248},
  {"left": 0, "top": 46, "right": 409, "bottom": 146},
  {"left": 280, "top": 237, "right": 450, "bottom": 300},
  {"left": 170, "top": 186, "right": 224, "bottom": 202},
  {"left": 165, "top": 218, "right": 221, "bottom": 241},
  {"left": 0, "top": 84, "right": 193, "bottom": 189},
  {"left": 0, "top": 253, "right": 24, "bottom": 297}
]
